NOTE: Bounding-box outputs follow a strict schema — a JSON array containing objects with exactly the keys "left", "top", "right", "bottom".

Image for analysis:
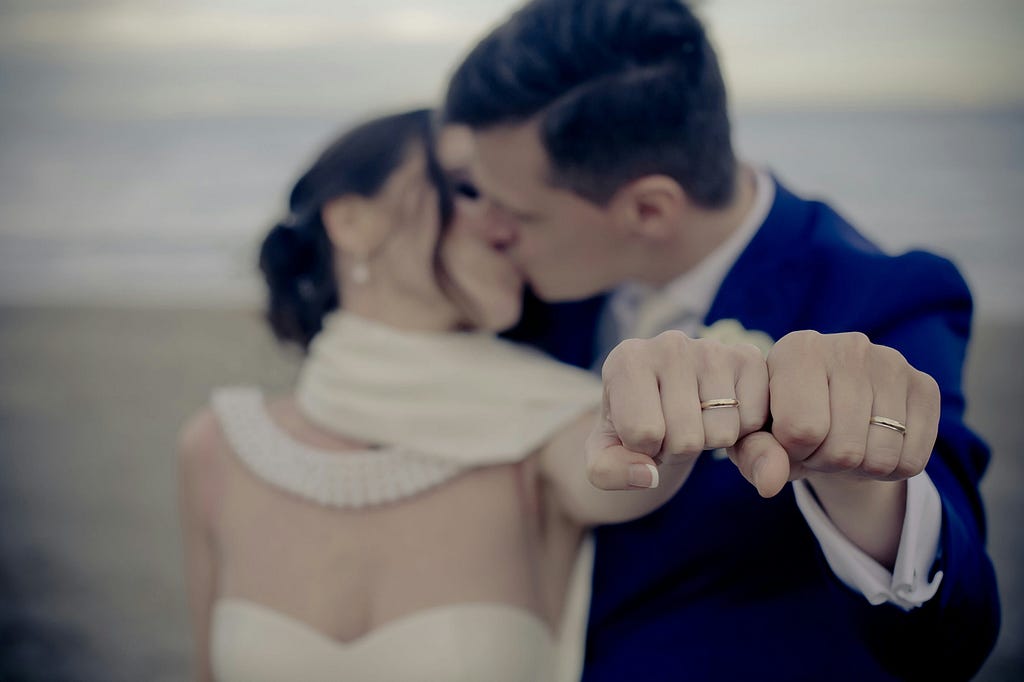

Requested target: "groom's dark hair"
[{"left": 444, "top": 0, "right": 736, "bottom": 208}]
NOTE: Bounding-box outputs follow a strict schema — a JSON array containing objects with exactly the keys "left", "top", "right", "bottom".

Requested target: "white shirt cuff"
[{"left": 792, "top": 472, "right": 944, "bottom": 611}]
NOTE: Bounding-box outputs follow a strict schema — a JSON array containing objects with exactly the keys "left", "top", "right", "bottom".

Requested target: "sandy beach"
[{"left": 1, "top": 304, "right": 1021, "bottom": 681}]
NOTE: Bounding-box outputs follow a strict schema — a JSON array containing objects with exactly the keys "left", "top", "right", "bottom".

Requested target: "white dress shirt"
[{"left": 597, "top": 168, "right": 943, "bottom": 610}]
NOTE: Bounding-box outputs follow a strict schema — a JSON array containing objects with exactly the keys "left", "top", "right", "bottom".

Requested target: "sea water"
[{"left": 1, "top": 108, "right": 1021, "bottom": 318}]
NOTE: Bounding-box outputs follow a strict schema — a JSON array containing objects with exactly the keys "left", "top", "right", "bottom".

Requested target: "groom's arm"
[
  {"left": 834, "top": 254, "right": 999, "bottom": 678},
  {"left": 721, "top": 252, "right": 998, "bottom": 678},
  {"left": 728, "top": 330, "right": 941, "bottom": 566}
]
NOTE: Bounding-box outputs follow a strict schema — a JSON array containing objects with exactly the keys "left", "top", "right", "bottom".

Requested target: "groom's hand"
[
  {"left": 586, "top": 331, "right": 769, "bottom": 491},
  {"left": 729, "top": 331, "right": 941, "bottom": 497}
]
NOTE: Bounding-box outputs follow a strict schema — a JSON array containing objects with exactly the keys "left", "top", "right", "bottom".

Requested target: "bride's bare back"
[{"left": 182, "top": 394, "right": 584, "bottom": 648}]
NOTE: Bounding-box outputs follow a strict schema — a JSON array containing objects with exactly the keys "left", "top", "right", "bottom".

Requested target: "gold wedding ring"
[
  {"left": 700, "top": 398, "right": 740, "bottom": 410},
  {"left": 869, "top": 415, "right": 907, "bottom": 436}
]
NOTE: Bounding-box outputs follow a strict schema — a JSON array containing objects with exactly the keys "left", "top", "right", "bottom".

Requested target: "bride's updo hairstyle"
[{"left": 259, "top": 109, "right": 452, "bottom": 349}]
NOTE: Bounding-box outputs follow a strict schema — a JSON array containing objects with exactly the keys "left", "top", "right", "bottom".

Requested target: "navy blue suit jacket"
[{"left": 504, "top": 179, "right": 1000, "bottom": 681}]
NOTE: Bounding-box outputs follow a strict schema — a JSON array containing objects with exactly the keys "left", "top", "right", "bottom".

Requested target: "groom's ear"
[{"left": 608, "top": 175, "right": 686, "bottom": 242}]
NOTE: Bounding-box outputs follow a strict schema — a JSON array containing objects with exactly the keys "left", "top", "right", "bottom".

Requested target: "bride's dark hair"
[{"left": 259, "top": 109, "right": 452, "bottom": 348}]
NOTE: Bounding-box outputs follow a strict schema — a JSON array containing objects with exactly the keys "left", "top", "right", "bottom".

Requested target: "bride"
[{"left": 178, "top": 109, "right": 760, "bottom": 681}]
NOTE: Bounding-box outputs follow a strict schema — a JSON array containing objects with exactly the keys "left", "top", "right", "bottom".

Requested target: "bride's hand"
[{"left": 586, "top": 331, "right": 769, "bottom": 492}]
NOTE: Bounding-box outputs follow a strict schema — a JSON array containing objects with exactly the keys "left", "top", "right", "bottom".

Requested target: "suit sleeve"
[{"left": 831, "top": 250, "right": 1000, "bottom": 680}]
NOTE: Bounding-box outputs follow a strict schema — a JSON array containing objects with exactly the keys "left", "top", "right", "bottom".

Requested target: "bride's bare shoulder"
[
  {"left": 178, "top": 407, "right": 225, "bottom": 467},
  {"left": 177, "top": 407, "right": 229, "bottom": 524}
]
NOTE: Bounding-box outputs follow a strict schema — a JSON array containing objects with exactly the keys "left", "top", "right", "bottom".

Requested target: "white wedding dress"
[
  {"left": 213, "top": 597, "right": 575, "bottom": 682},
  {"left": 207, "top": 313, "right": 602, "bottom": 681}
]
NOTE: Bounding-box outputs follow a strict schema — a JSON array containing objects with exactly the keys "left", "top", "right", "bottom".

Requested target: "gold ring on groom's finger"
[
  {"left": 700, "top": 398, "right": 740, "bottom": 410},
  {"left": 869, "top": 415, "right": 907, "bottom": 436}
]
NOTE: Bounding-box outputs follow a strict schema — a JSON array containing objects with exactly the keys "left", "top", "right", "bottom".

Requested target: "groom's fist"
[{"left": 729, "top": 330, "right": 941, "bottom": 497}]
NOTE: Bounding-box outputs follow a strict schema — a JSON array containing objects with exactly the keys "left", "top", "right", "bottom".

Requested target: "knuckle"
[
  {"left": 899, "top": 449, "right": 932, "bottom": 478},
  {"left": 825, "top": 442, "right": 865, "bottom": 470},
  {"left": 655, "top": 329, "right": 691, "bottom": 347},
  {"left": 739, "top": 411, "right": 768, "bottom": 436},
  {"left": 738, "top": 399, "right": 770, "bottom": 434},
  {"left": 861, "top": 450, "right": 900, "bottom": 478},
  {"left": 664, "top": 434, "right": 705, "bottom": 458},
  {"left": 736, "top": 342, "right": 768, "bottom": 364},
  {"left": 786, "top": 329, "right": 821, "bottom": 344},
  {"left": 618, "top": 336, "right": 649, "bottom": 354},
  {"left": 603, "top": 339, "right": 645, "bottom": 373},
  {"left": 703, "top": 427, "right": 739, "bottom": 450},
  {"left": 780, "top": 329, "right": 821, "bottom": 351},
  {"left": 619, "top": 423, "right": 665, "bottom": 453},
  {"left": 840, "top": 330, "right": 871, "bottom": 349},
  {"left": 660, "top": 331, "right": 696, "bottom": 365},
  {"left": 775, "top": 418, "right": 828, "bottom": 450},
  {"left": 769, "top": 330, "right": 820, "bottom": 366},
  {"left": 603, "top": 350, "right": 658, "bottom": 388},
  {"left": 693, "top": 339, "right": 730, "bottom": 374},
  {"left": 912, "top": 370, "right": 942, "bottom": 406},
  {"left": 890, "top": 459, "right": 923, "bottom": 481},
  {"left": 835, "top": 331, "right": 871, "bottom": 365},
  {"left": 874, "top": 344, "right": 908, "bottom": 371}
]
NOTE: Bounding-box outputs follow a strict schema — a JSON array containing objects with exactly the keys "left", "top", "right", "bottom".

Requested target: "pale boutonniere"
[{"left": 696, "top": 318, "right": 774, "bottom": 357}]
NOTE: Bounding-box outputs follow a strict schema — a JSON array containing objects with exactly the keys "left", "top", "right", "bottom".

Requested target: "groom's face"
[{"left": 469, "top": 122, "right": 630, "bottom": 301}]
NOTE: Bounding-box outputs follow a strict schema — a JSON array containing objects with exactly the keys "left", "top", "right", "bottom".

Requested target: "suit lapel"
[{"left": 705, "top": 178, "right": 819, "bottom": 340}]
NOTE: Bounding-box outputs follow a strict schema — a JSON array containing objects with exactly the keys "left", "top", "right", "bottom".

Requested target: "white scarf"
[{"left": 295, "top": 311, "right": 602, "bottom": 468}]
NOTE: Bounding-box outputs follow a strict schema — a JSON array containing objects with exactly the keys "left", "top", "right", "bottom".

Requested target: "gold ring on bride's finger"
[
  {"left": 869, "top": 415, "right": 907, "bottom": 436},
  {"left": 700, "top": 398, "right": 740, "bottom": 410}
]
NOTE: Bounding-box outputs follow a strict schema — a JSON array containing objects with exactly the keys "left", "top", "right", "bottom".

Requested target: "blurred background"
[{"left": 0, "top": 0, "right": 1021, "bottom": 679}]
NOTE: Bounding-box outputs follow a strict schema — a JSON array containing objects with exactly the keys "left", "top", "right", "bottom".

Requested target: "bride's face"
[
  {"left": 436, "top": 127, "right": 524, "bottom": 332},
  {"left": 350, "top": 128, "right": 523, "bottom": 332}
]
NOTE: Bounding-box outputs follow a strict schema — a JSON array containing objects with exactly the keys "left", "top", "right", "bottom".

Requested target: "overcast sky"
[{"left": 1, "top": 0, "right": 1022, "bottom": 122}]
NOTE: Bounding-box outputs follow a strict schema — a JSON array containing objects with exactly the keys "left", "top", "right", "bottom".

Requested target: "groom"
[{"left": 443, "top": 0, "right": 999, "bottom": 679}]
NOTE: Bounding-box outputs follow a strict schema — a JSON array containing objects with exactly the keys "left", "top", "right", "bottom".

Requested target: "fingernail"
[{"left": 628, "top": 463, "right": 659, "bottom": 489}]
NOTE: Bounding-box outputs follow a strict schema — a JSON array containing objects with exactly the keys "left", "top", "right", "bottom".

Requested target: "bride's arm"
[
  {"left": 537, "top": 410, "right": 693, "bottom": 526},
  {"left": 177, "top": 410, "right": 223, "bottom": 682}
]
